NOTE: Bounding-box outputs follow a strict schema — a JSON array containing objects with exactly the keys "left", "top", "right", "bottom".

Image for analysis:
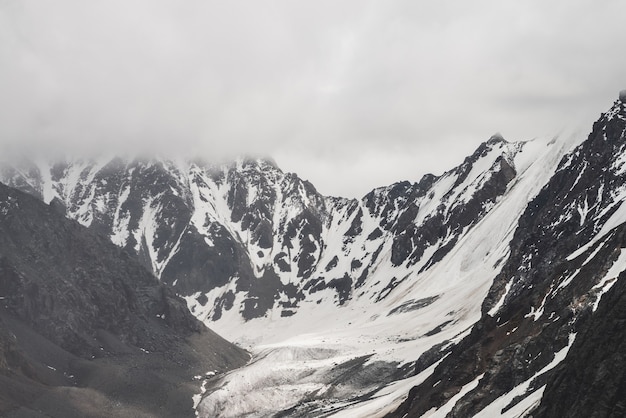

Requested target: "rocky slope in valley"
[
  {"left": 0, "top": 183, "right": 249, "bottom": 417},
  {"left": 391, "top": 94, "right": 626, "bottom": 417}
]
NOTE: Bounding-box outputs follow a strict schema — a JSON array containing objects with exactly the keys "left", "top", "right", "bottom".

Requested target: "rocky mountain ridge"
[
  {"left": 0, "top": 135, "right": 528, "bottom": 325},
  {"left": 1, "top": 93, "right": 625, "bottom": 416},
  {"left": 0, "top": 183, "right": 249, "bottom": 417},
  {"left": 392, "top": 93, "right": 626, "bottom": 417}
]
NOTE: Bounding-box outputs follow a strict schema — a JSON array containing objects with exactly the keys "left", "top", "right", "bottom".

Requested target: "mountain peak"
[
  {"left": 487, "top": 132, "right": 506, "bottom": 143},
  {"left": 601, "top": 91, "right": 626, "bottom": 123},
  {"left": 235, "top": 155, "right": 278, "bottom": 167}
]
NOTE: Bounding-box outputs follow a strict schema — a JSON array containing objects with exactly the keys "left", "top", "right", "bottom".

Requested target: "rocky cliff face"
[
  {"left": 0, "top": 183, "right": 249, "bottom": 417},
  {"left": 534, "top": 257, "right": 626, "bottom": 418},
  {"left": 391, "top": 95, "right": 626, "bottom": 417}
]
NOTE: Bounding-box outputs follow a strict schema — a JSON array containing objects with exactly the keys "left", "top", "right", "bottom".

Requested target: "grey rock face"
[
  {"left": 391, "top": 93, "right": 626, "bottom": 417},
  {"left": 535, "top": 256, "right": 626, "bottom": 417},
  {"left": 0, "top": 183, "right": 249, "bottom": 417}
]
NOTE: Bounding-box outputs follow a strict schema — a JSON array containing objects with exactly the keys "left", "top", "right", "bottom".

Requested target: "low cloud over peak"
[{"left": 1, "top": 0, "right": 625, "bottom": 197}]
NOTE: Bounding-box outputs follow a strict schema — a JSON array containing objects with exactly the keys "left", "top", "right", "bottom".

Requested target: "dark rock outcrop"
[
  {"left": 0, "top": 183, "right": 249, "bottom": 417},
  {"left": 391, "top": 95, "right": 626, "bottom": 417},
  {"left": 535, "top": 258, "right": 626, "bottom": 417}
]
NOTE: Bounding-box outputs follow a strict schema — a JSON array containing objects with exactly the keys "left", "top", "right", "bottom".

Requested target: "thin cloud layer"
[{"left": 1, "top": 0, "right": 625, "bottom": 197}]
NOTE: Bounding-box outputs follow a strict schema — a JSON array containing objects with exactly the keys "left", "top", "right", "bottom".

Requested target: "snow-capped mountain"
[
  {"left": 1, "top": 92, "right": 626, "bottom": 416},
  {"left": 0, "top": 132, "right": 570, "bottom": 416},
  {"left": 393, "top": 92, "right": 626, "bottom": 417},
  {"left": 0, "top": 135, "right": 531, "bottom": 323}
]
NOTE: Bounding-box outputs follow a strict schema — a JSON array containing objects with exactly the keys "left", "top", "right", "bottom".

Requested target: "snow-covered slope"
[{"left": 393, "top": 93, "right": 626, "bottom": 417}]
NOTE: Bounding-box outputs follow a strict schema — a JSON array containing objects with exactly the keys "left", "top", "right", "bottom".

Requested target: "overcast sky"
[{"left": 1, "top": 1, "right": 625, "bottom": 197}]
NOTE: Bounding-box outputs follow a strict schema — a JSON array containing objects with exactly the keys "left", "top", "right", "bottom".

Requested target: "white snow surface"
[
  {"left": 328, "top": 359, "right": 444, "bottom": 418},
  {"left": 488, "top": 280, "right": 513, "bottom": 317},
  {"left": 567, "top": 186, "right": 626, "bottom": 262},
  {"left": 591, "top": 247, "right": 626, "bottom": 311}
]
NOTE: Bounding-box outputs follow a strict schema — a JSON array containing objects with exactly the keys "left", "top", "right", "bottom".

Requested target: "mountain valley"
[{"left": 1, "top": 92, "right": 625, "bottom": 417}]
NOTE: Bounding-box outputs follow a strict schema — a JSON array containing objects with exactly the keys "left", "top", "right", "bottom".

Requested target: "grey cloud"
[{"left": 1, "top": 0, "right": 625, "bottom": 197}]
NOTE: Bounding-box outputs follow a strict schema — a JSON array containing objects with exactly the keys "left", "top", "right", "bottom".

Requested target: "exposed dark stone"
[
  {"left": 327, "top": 274, "right": 353, "bottom": 305},
  {"left": 238, "top": 268, "right": 285, "bottom": 320},
  {"left": 423, "top": 320, "right": 453, "bottom": 337},
  {"left": 196, "top": 293, "right": 209, "bottom": 306},
  {"left": 535, "top": 250, "right": 626, "bottom": 417},
  {"left": 387, "top": 295, "right": 440, "bottom": 316},
  {"left": 345, "top": 207, "right": 363, "bottom": 237},
  {"left": 376, "top": 274, "right": 410, "bottom": 302},
  {"left": 48, "top": 197, "right": 66, "bottom": 216},
  {"left": 210, "top": 291, "right": 236, "bottom": 321},
  {"left": 354, "top": 266, "right": 370, "bottom": 289},
  {"left": 413, "top": 341, "right": 453, "bottom": 375},
  {"left": 161, "top": 224, "right": 254, "bottom": 296},
  {"left": 273, "top": 252, "right": 292, "bottom": 273},
  {"left": 325, "top": 256, "right": 339, "bottom": 272},
  {"left": 390, "top": 95, "right": 626, "bottom": 418},
  {"left": 366, "top": 227, "right": 383, "bottom": 240},
  {"left": 0, "top": 183, "right": 249, "bottom": 417},
  {"left": 350, "top": 259, "right": 362, "bottom": 270}
]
